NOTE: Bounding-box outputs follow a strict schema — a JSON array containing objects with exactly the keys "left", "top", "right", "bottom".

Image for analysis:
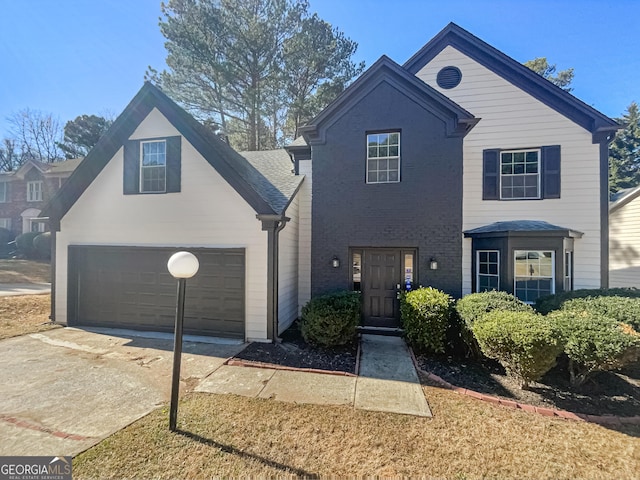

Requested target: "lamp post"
[{"left": 167, "top": 251, "right": 199, "bottom": 431}]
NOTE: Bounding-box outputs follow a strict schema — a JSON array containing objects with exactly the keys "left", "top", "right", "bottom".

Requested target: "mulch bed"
[
  {"left": 233, "top": 321, "right": 358, "bottom": 374},
  {"left": 416, "top": 353, "right": 640, "bottom": 417}
]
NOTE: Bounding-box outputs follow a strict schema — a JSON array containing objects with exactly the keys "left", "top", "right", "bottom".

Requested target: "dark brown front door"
[{"left": 362, "top": 249, "right": 402, "bottom": 327}]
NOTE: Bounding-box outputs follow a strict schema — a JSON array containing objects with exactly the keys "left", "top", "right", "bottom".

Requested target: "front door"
[{"left": 361, "top": 249, "right": 413, "bottom": 327}]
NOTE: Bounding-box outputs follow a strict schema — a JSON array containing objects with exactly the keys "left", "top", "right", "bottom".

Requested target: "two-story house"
[
  {"left": 0, "top": 158, "right": 80, "bottom": 236},
  {"left": 43, "top": 24, "right": 618, "bottom": 341}
]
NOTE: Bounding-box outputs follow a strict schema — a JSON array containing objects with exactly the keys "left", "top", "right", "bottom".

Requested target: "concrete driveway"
[{"left": 0, "top": 327, "right": 244, "bottom": 456}]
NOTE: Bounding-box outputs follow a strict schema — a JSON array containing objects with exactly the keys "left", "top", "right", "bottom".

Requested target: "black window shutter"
[
  {"left": 123, "top": 140, "right": 140, "bottom": 194},
  {"left": 482, "top": 149, "right": 500, "bottom": 200},
  {"left": 542, "top": 145, "right": 561, "bottom": 199},
  {"left": 166, "top": 136, "right": 181, "bottom": 193}
]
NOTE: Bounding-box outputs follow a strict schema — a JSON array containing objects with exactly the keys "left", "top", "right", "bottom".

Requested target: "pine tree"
[{"left": 609, "top": 102, "right": 640, "bottom": 195}]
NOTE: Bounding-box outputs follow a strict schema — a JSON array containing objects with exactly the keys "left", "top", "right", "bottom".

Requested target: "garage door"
[{"left": 68, "top": 246, "right": 245, "bottom": 339}]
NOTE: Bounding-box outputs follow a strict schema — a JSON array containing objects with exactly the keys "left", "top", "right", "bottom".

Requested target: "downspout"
[
  {"left": 48, "top": 218, "right": 60, "bottom": 323},
  {"left": 258, "top": 214, "right": 289, "bottom": 342}
]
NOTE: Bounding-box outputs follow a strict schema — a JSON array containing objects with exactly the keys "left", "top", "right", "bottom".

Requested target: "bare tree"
[
  {"left": 0, "top": 138, "right": 19, "bottom": 171},
  {"left": 9, "top": 108, "right": 64, "bottom": 163}
]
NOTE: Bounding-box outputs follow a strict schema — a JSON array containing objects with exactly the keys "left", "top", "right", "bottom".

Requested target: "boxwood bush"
[
  {"left": 472, "top": 310, "right": 564, "bottom": 389},
  {"left": 300, "top": 291, "right": 360, "bottom": 347},
  {"left": 15, "top": 232, "right": 40, "bottom": 259},
  {"left": 551, "top": 310, "right": 640, "bottom": 387},
  {"left": 455, "top": 291, "right": 533, "bottom": 357},
  {"left": 400, "top": 287, "right": 453, "bottom": 354},
  {"left": 535, "top": 288, "right": 640, "bottom": 314},
  {"left": 33, "top": 232, "right": 52, "bottom": 260},
  {"left": 560, "top": 296, "right": 640, "bottom": 332}
]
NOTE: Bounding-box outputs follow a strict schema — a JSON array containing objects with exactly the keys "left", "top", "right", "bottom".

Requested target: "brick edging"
[
  {"left": 406, "top": 347, "right": 640, "bottom": 426},
  {"left": 0, "top": 414, "right": 92, "bottom": 441},
  {"left": 224, "top": 358, "right": 357, "bottom": 377}
]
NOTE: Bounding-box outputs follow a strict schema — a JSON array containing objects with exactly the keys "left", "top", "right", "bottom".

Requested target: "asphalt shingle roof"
[
  {"left": 239, "top": 149, "right": 303, "bottom": 215},
  {"left": 464, "top": 220, "right": 583, "bottom": 237}
]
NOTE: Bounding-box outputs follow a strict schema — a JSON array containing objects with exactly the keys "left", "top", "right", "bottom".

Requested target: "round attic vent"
[{"left": 436, "top": 66, "right": 462, "bottom": 89}]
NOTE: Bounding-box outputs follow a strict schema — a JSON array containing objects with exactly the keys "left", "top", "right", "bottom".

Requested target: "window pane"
[
  {"left": 388, "top": 171, "right": 399, "bottom": 182},
  {"left": 513, "top": 152, "right": 525, "bottom": 162},
  {"left": 368, "top": 147, "right": 377, "bottom": 158},
  {"left": 379, "top": 171, "right": 388, "bottom": 182},
  {"left": 368, "top": 159, "right": 378, "bottom": 171},
  {"left": 389, "top": 133, "right": 399, "bottom": 144},
  {"left": 352, "top": 252, "right": 361, "bottom": 291},
  {"left": 378, "top": 146, "right": 388, "bottom": 157},
  {"left": 368, "top": 172, "right": 378, "bottom": 183},
  {"left": 389, "top": 146, "right": 398, "bottom": 156}
]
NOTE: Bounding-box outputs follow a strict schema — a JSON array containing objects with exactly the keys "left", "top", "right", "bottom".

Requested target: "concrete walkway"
[
  {"left": 0, "top": 283, "right": 51, "bottom": 296},
  {"left": 197, "top": 334, "right": 431, "bottom": 417}
]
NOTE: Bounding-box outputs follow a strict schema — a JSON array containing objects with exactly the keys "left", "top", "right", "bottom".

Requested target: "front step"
[{"left": 356, "top": 325, "right": 403, "bottom": 337}]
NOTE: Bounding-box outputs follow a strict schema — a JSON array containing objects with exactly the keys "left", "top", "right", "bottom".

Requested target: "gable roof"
[
  {"left": 404, "top": 23, "right": 619, "bottom": 141},
  {"left": 464, "top": 220, "right": 583, "bottom": 238},
  {"left": 610, "top": 185, "right": 640, "bottom": 213},
  {"left": 43, "top": 82, "right": 302, "bottom": 225},
  {"left": 300, "top": 55, "right": 478, "bottom": 144}
]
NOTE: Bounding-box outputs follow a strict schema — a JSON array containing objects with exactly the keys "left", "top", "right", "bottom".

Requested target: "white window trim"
[
  {"left": 139, "top": 140, "right": 167, "bottom": 193},
  {"left": 0, "top": 182, "right": 7, "bottom": 203},
  {"left": 27, "top": 181, "right": 43, "bottom": 202},
  {"left": 0, "top": 218, "right": 10, "bottom": 230},
  {"left": 514, "top": 250, "right": 555, "bottom": 303},
  {"left": 499, "top": 148, "right": 541, "bottom": 200},
  {"left": 366, "top": 132, "right": 401, "bottom": 184},
  {"left": 476, "top": 250, "right": 500, "bottom": 293}
]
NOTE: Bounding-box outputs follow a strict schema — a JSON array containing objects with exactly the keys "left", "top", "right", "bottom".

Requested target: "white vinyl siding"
[
  {"left": 56, "top": 108, "right": 270, "bottom": 341},
  {"left": 278, "top": 194, "right": 299, "bottom": 334},
  {"left": 297, "top": 159, "right": 312, "bottom": 314},
  {"left": 610, "top": 194, "right": 640, "bottom": 287},
  {"left": 416, "top": 46, "right": 602, "bottom": 294}
]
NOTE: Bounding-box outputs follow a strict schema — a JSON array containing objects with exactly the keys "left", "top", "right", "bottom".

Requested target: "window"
[
  {"left": 564, "top": 251, "right": 573, "bottom": 291},
  {"left": 352, "top": 252, "right": 362, "bottom": 291},
  {"left": 27, "top": 181, "right": 43, "bottom": 202},
  {"left": 0, "top": 218, "right": 10, "bottom": 230},
  {"left": 404, "top": 253, "right": 414, "bottom": 290},
  {"left": 514, "top": 250, "right": 554, "bottom": 303},
  {"left": 366, "top": 132, "right": 400, "bottom": 184},
  {"left": 140, "top": 141, "right": 166, "bottom": 193},
  {"left": 0, "top": 183, "right": 7, "bottom": 203},
  {"left": 500, "top": 149, "right": 540, "bottom": 199},
  {"left": 482, "top": 146, "right": 560, "bottom": 200},
  {"left": 476, "top": 250, "right": 499, "bottom": 292},
  {"left": 30, "top": 220, "right": 45, "bottom": 233}
]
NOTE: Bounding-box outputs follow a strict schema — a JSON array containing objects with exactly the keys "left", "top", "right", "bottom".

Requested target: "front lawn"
[
  {"left": 73, "top": 389, "right": 639, "bottom": 479},
  {"left": 0, "top": 294, "right": 57, "bottom": 340},
  {"left": 0, "top": 259, "right": 51, "bottom": 284}
]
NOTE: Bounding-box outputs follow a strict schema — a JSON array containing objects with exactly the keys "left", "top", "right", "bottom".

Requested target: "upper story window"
[
  {"left": 0, "top": 183, "right": 8, "bottom": 203},
  {"left": 500, "top": 149, "right": 540, "bottom": 199},
  {"left": 27, "top": 181, "right": 43, "bottom": 202},
  {"left": 366, "top": 132, "right": 400, "bottom": 184},
  {"left": 482, "top": 145, "right": 560, "bottom": 201},
  {"left": 140, "top": 140, "right": 167, "bottom": 193},
  {"left": 124, "top": 136, "right": 181, "bottom": 195}
]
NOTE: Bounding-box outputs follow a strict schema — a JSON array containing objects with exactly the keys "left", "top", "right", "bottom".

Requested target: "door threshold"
[{"left": 357, "top": 326, "right": 404, "bottom": 336}]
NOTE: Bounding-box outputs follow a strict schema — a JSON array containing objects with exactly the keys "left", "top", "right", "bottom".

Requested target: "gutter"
[{"left": 257, "top": 214, "right": 290, "bottom": 342}]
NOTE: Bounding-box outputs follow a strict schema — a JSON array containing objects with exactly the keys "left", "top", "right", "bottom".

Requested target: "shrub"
[
  {"left": 0, "top": 227, "right": 15, "bottom": 258},
  {"left": 15, "top": 232, "right": 40, "bottom": 259},
  {"left": 455, "top": 291, "right": 533, "bottom": 357},
  {"left": 400, "top": 287, "right": 453, "bottom": 354},
  {"left": 33, "top": 232, "right": 52, "bottom": 260},
  {"left": 472, "top": 310, "right": 564, "bottom": 389},
  {"left": 551, "top": 310, "right": 640, "bottom": 387},
  {"left": 300, "top": 291, "right": 360, "bottom": 347},
  {"left": 535, "top": 288, "right": 640, "bottom": 314},
  {"left": 561, "top": 296, "right": 640, "bottom": 332}
]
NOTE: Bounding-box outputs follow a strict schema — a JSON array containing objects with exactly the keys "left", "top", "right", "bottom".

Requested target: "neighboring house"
[
  {"left": 0, "top": 158, "right": 81, "bottom": 236},
  {"left": 609, "top": 186, "right": 640, "bottom": 287},
  {"left": 44, "top": 23, "right": 618, "bottom": 341}
]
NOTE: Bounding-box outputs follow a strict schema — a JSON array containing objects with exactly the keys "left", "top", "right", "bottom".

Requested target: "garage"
[{"left": 67, "top": 246, "right": 245, "bottom": 339}]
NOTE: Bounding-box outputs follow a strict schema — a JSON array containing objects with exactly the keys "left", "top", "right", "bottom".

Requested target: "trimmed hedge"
[
  {"left": 535, "top": 288, "right": 640, "bottom": 314},
  {"left": 472, "top": 310, "right": 564, "bottom": 389},
  {"left": 33, "top": 232, "right": 52, "bottom": 260},
  {"left": 400, "top": 287, "right": 453, "bottom": 354},
  {"left": 15, "top": 232, "right": 40, "bottom": 259},
  {"left": 300, "top": 291, "right": 360, "bottom": 347},
  {"left": 561, "top": 296, "right": 640, "bottom": 332},
  {"left": 455, "top": 291, "right": 533, "bottom": 357},
  {"left": 551, "top": 310, "right": 640, "bottom": 387}
]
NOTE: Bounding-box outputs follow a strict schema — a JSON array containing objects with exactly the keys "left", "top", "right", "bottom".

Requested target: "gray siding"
[{"left": 311, "top": 81, "right": 464, "bottom": 298}]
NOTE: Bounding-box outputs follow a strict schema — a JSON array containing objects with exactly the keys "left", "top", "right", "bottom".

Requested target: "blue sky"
[{"left": 1, "top": 0, "right": 638, "bottom": 137}]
